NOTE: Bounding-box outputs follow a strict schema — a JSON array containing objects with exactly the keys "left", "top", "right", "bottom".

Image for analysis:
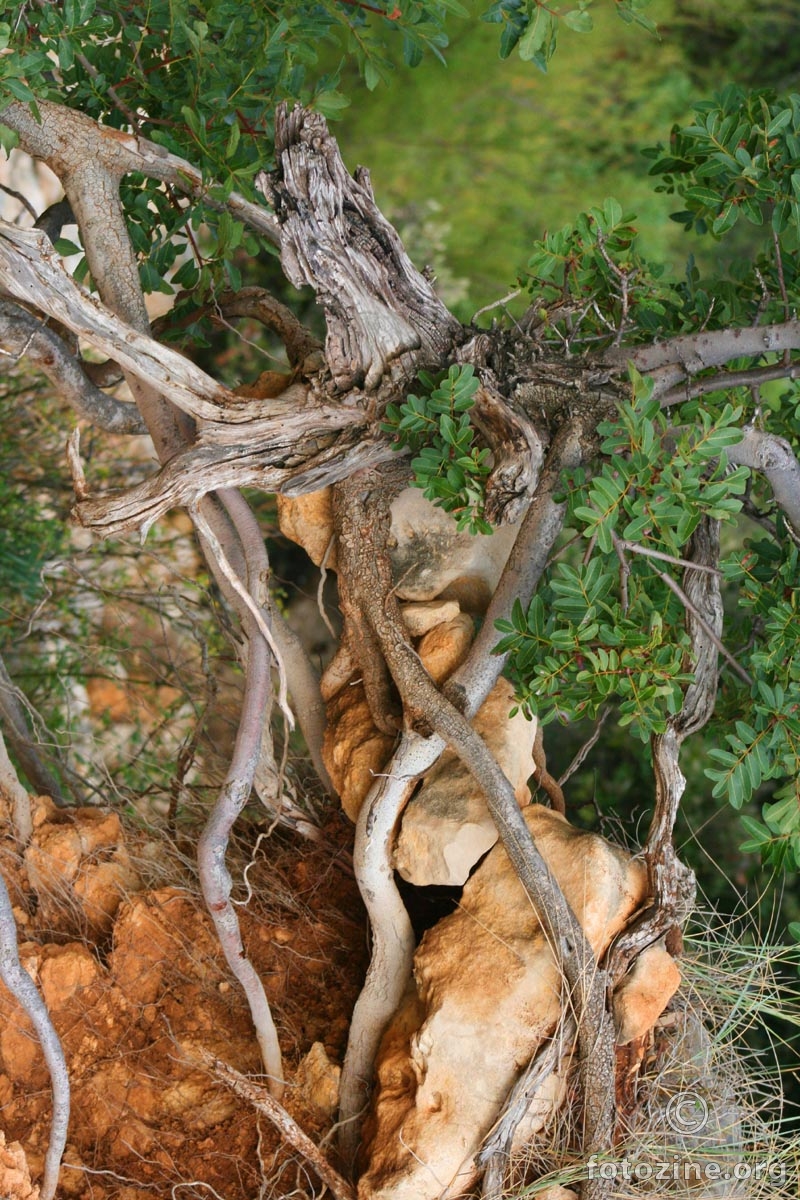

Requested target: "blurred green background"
[{"left": 333, "top": 0, "right": 800, "bottom": 314}]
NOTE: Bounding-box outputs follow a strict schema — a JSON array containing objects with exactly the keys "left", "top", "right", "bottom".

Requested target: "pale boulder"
[
  {"left": 321, "top": 679, "right": 396, "bottom": 822},
  {"left": 393, "top": 677, "right": 536, "bottom": 886},
  {"left": 321, "top": 608, "right": 474, "bottom": 822},
  {"left": 399, "top": 600, "right": 461, "bottom": 638},
  {"left": 276, "top": 489, "right": 336, "bottom": 569},
  {"left": 388, "top": 489, "right": 520, "bottom": 610},
  {"left": 359, "top": 807, "right": 648, "bottom": 1200},
  {"left": 613, "top": 940, "right": 682, "bottom": 1045},
  {"left": 276, "top": 487, "right": 521, "bottom": 612},
  {"left": 296, "top": 1041, "right": 341, "bottom": 1120},
  {"left": 414, "top": 613, "right": 474, "bottom": 684}
]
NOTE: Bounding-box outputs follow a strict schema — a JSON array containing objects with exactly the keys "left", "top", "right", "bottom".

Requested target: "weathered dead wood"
[
  {"left": 458, "top": 334, "right": 546, "bottom": 525},
  {"left": 0, "top": 222, "right": 285, "bottom": 424},
  {"left": 259, "top": 104, "right": 462, "bottom": 392},
  {"left": 0, "top": 300, "right": 146, "bottom": 433},
  {"left": 69, "top": 431, "right": 389, "bottom": 539}
]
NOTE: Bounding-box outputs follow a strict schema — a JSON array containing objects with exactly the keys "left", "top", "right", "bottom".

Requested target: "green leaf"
[
  {"left": 518, "top": 7, "right": 553, "bottom": 64},
  {"left": 561, "top": 9, "right": 593, "bottom": 34},
  {"left": 313, "top": 89, "right": 350, "bottom": 119}
]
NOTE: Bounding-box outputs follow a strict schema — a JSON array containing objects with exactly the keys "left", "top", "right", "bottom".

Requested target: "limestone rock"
[
  {"left": 360, "top": 807, "right": 648, "bottom": 1200},
  {"left": 276, "top": 489, "right": 336, "bottom": 569},
  {"left": 321, "top": 679, "right": 395, "bottom": 822},
  {"left": 613, "top": 940, "right": 681, "bottom": 1045},
  {"left": 399, "top": 600, "right": 461, "bottom": 638},
  {"left": 393, "top": 678, "right": 536, "bottom": 886},
  {"left": 321, "top": 608, "right": 474, "bottom": 822},
  {"left": 277, "top": 488, "right": 520, "bottom": 613},
  {"left": 388, "top": 489, "right": 520, "bottom": 611},
  {"left": 23, "top": 801, "right": 142, "bottom": 938},
  {"left": 296, "top": 1041, "right": 341, "bottom": 1120},
  {"left": 414, "top": 613, "right": 474, "bottom": 684},
  {"left": 0, "top": 1131, "right": 37, "bottom": 1200}
]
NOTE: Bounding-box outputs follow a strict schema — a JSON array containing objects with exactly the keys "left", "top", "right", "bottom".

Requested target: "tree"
[{"left": 0, "top": 3, "right": 798, "bottom": 1199}]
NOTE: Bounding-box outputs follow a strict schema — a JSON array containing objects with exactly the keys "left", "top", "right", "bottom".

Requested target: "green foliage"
[
  {"left": 481, "top": 0, "right": 655, "bottom": 71},
  {"left": 708, "top": 540, "right": 800, "bottom": 867},
  {"left": 383, "top": 364, "right": 493, "bottom": 533},
  {"left": 0, "top": 0, "right": 462, "bottom": 299},
  {"left": 522, "top": 89, "right": 800, "bottom": 353},
  {"left": 647, "top": 86, "right": 800, "bottom": 247},
  {"left": 525, "top": 196, "right": 680, "bottom": 348},
  {"left": 572, "top": 370, "right": 748, "bottom": 554},
  {"left": 495, "top": 370, "right": 748, "bottom": 740}
]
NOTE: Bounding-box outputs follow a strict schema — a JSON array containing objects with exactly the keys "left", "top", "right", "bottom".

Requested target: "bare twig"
[
  {"left": 658, "top": 570, "right": 752, "bottom": 686},
  {"left": 0, "top": 868, "right": 70, "bottom": 1200},
  {"left": 472, "top": 288, "right": 522, "bottom": 323},
  {"left": 0, "top": 180, "right": 37, "bottom": 221},
  {"left": 558, "top": 706, "right": 611, "bottom": 789},
  {"left": 196, "top": 1051, "right": 355, "bottom": 1200},
  {"left": 658, "top": 360, "right": 800, "bottom": 407},
  {"left": 612, "top": 538, "right": 722, "bottom": 576}
]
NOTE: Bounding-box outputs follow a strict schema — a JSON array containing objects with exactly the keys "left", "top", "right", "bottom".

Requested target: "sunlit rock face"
[
  {"left": 359, "top": 807, "right": 649, "bottom": 1200},
  {"left": 277, "top": 486, "right": 521, "bottom": 610},
  {"left": 393, "top": 677, "right": 537, "bottom": 887},
  {"left": 386, "top": 488, "right": 521, "bottom": 610}
]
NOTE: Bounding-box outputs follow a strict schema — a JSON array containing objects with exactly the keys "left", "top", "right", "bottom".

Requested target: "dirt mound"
[{"left": 0, "top": 799, "right": 365, "bottom": 1199}]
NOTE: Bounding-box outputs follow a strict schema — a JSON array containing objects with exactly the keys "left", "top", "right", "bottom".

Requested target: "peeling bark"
[{"left": 261, "top": 104, "right": 462, "bottom": 392}]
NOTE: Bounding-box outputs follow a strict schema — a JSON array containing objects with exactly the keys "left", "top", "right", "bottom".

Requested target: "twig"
[
  {"left": 317, "top": 533, "right": 338, "bottom": 642},
  {"left": 558, "top": 707, "right": 611, "bottom": 789},
  {"left": 610, "top": 531, "right": 750, "bottom": 684},
  {"left": 196, "top": 1051, "right": 355, "bottom": 1200},
  {"left": 0, "top": 868, "right": 70, "bottom": 1200},
  {"left": 658, "top": 360, "right": 800, "bottom": 407},
  {"left": 191, "top": 503, "right": 294, "bottom": 730},
  {"left": 613, "top": 533, "right": 630, "bottom": 611},
  {"left": 612, "top": 538, "right": 722, "bottom": 576},
  {"left": 479, "top": 1015, "right": 576, "bottom": 1199},
  {"left": 658, "top": 571, "right": 752, "bottom": 686},
  {"left": 472, "top": 288, "right": 523, "bottom": 323},
  {"left": 0, "top": 182, "right": 38, "bottom": 221},
  {"left": 593, "top": 226, "right": 632, "bottom": 348}
]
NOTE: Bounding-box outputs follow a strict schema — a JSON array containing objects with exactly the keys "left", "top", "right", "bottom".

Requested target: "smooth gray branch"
[
  {"left": 0, "top": 98, "right": 281, "bottom": 246},
  {"left": 0, "top": 868, "right": 69, "bottom": 1200},
  {"left": 726, "top": 426, "right": 800, "bottom": 537},
  {"left": 616, "top": 320, "right": 800, "bottom": 397}
]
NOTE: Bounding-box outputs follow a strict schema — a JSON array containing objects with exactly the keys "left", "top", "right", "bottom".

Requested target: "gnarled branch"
[
  {"left": 0, "top": 300, "right": 145, "bottom": 433},
  {"left": 260, "top": 103, "right": 462, "bottom": 391}
]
